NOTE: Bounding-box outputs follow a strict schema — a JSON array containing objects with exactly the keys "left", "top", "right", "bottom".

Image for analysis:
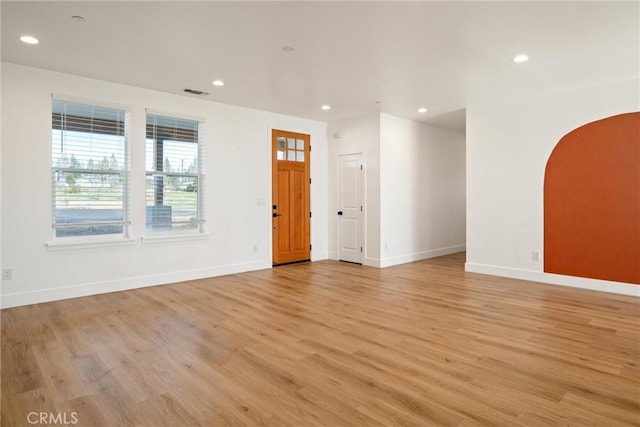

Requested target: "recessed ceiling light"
[
  {"left": 418, "top": 107, "right": 427, "bottom": 113},
  {"left": 282, "top": 46, "right": 295, "bottom": 52},
  {"left": 513, "top": 54, "right": 529, "bottom": 63},
  {"left": 212, "top": 80, "right": 224, "bottom": 87},
  {"left": 321, "top": 105, "right": 331, "bottom": 111},
  {"left": 19, "top": 35, "right": 39, "bottom": 45}
]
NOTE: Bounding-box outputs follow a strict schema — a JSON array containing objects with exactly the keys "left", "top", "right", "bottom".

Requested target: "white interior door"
[{"left": 338, "top": 153, "right": 363, "bottom": 264}]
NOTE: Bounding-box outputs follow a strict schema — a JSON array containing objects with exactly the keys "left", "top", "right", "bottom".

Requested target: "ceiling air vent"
[{"left": 183, "top": 88, "right": 209, "bottom": 96}]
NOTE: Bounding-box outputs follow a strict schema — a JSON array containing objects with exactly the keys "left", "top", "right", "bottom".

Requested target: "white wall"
[
  {"left": 1, "top": 63, "right": 328, "bottom": 308},
  {"left": 379, "top": 113, "right": 466, "bottom": 267},
  {"left": 327, "top": 113, "right": 381, "bottom": 265},
  {"left": 466, "top": 78, "right": 640, "bottom": 296},
  {"left": 0, "top": 11, "right": 3, "bottom": 310}
]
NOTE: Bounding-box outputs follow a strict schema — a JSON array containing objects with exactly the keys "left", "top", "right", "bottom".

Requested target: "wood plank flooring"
[{"left": 2, "top": 252, "right": 639, "bottom": 426}]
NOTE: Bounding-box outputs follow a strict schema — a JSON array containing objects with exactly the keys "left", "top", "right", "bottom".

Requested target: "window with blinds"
[
  {"left": 146, "top": 113, "right": 204, "bottom": 233},
  {"left": 52, "top": 98, "right": 130, "bottom": 238}
]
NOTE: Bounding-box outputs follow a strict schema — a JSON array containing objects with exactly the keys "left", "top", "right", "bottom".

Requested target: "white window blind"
[
  {"left": 146, "top": 113, "right": 204, "bottom": 232},
  {"left": 52, "top": 98, "right": 129, "bottom": 238}
]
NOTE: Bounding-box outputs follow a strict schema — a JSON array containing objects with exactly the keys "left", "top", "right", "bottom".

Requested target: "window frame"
[
  {"left": 144, "top": 109, "right": 205, "bottom": 235},
  {"left": 50, "top": 95, "right": 131, "bottom": 241}
]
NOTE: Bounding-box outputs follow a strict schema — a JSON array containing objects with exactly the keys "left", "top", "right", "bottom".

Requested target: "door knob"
[
  {"left": 337, "top": 211, "right": 343, "bottom": 215},
  {"left": 273, "top": 213, "right": 282, "bottom": 218}
]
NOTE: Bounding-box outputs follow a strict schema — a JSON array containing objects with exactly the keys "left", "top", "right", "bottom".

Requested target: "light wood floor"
[{"left": 2, "top": 253, "right": 639, "bottom": 426}]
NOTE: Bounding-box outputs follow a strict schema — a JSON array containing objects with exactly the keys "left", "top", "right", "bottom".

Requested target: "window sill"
[
  {"left": 46, "top": 237, "right": 136, "bottom": 252},
  {"left": 141, "top": 233, "right": 209, "bottom": 245}
]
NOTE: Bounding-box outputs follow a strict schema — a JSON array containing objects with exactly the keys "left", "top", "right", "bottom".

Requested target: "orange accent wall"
[{"left": 544, "top": 112, "right": 640, "bottom": 285}]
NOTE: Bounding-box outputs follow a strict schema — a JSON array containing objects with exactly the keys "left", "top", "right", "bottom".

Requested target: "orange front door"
[{"left": 272, "top": 129, "right": 310, "bottom": 265}]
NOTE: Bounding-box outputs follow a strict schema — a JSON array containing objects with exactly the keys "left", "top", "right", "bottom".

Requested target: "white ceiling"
[{"left": 2, "top": 1, "right": 639, "bottom": 132}]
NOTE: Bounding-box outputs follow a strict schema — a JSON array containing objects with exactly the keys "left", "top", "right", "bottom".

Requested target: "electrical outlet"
[
  {"left": 532, "top": 251, "right": 541, "bottom": 262},
  {"left": 2, "top": 269, "right": 12, "bottom": 281}
]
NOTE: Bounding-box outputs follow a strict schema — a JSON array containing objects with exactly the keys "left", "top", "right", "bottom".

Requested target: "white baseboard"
[
  {"left": 364, "top": 257, "right": 381, "bottom": 267},
  {"left": 311, "top": 251, "right": 329, "bottom": 262},
  {"left": 380, "top": 244, "right": 466, "bottom": 268},
  {"left": 465, "top": 262, "right": 640, "bottom": 297},
  {"left": 327, "top": 251, "right": 337, "bottom": 261},
  {"left": 1, "top": 260, "right": 271, "bottom": 309}
]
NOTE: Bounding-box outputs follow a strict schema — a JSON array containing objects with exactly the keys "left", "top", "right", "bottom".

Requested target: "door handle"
[
  {"left": 337, "top": 211, "right": 343, "bottom": 215},
  {"left": 273, "top": 213, "right": 282, "bottom": 218}
]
